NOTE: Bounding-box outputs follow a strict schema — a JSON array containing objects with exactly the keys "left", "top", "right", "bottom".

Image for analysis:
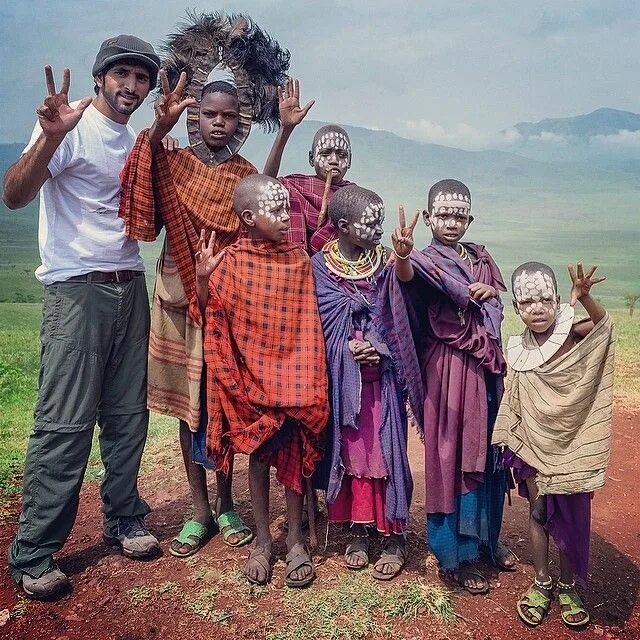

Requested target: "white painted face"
[
  {"left": 256, "top": 180, "right": 290, "bottom": 222},
  {"left": 352, "top": 200, "right": 384, "bottom": 244},
  {"left": 313, "top": 130, "right": 351, "bottom": 177},
  {"left": 514, "top": 270, "right": 559, "bottom": 332},
  {"left": 429, "top": 192, "right": 471, "bottom": 242}
]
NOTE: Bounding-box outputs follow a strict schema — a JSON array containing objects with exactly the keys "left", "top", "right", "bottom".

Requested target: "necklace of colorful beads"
[{"left": 324, "top": 240, "right": 384, "bottom": 280}]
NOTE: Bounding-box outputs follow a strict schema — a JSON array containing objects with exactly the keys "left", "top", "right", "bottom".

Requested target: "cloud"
[
  {"left": 590, "top": 129, "right": 640, "bottom": 148},
  {"left": 401, "top": 120, "right": 522, "bottom": 151},
  {"left": 527, "top": 131, "right": 569, "bottom": 145}
]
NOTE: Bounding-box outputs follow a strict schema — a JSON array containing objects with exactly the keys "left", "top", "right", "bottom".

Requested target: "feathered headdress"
[{"left": 161, "top": 11, "right": 290, "bottom": 165}]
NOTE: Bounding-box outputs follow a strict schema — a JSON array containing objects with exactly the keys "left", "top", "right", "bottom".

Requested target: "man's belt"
[{"left": 64, "top": 270, "right": 144, "bottom": 284}]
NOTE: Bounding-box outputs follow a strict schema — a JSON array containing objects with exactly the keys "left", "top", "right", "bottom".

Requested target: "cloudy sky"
[{"left": 1, "top": 0, "right": 638, "bottom": 147}]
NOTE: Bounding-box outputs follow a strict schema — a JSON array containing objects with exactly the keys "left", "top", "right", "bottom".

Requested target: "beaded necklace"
[{"left": 324, "top": 240, "right": 383, "bottom": 281}]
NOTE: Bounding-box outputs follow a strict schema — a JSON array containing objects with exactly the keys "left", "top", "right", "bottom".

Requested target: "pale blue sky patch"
[{"left": 2, "top": 1, "right": 639, "bottom": 145}]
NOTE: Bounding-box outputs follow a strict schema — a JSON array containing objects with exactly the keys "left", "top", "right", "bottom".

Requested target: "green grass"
[
  {"left": 267, "top": 573, "right": 455, "bottom": 640},
  {"left": 0, "top": 302, "right": 638, "bottom": 497},
  {"left": 0, "top": 302, "right": 176, "bottom": 496}
]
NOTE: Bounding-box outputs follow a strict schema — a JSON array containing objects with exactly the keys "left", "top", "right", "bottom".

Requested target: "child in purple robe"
[
  {"left": 379, "top": 179, "right": 516, "bottom": 594},
  {"left": 492, "top": 262, "right": 614, "bottom": 628},
  {"left": 263, "top": 79, "right": 352, "bottom": 255},
  {"left": 312, "top": 185, "right": 412, "bottom": 580}
]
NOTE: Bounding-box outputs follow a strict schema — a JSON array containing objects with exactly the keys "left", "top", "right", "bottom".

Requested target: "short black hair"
[
  {"left": 328, "top": 184, "right": 383, "bottom": 225},
  {"left": 93, "top": 56, "right": 155, "bottom": 95},
  {"left": 427, "top": 179, "right": 471, "bottom": 212},
  {"left": 201, "top": 80, "right": 238, "bottom": 99},
  {"left": 511, "top": 261, "right": 558, "bottom": 296}
]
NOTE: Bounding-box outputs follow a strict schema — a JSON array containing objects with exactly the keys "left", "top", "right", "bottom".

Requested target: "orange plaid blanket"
[
  {"left": 204, "top": 239, "right": 329, "bottom": 493},
  {"left": 119, "top": 130, "right": 256, "bottom": 428},
  {"left": 120, "top": 129, "right": 256, "bottom": 316}
]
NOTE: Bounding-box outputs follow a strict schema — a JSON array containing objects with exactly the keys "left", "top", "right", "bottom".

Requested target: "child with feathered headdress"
[{"left": 119, "top": 11, "right": 291, "bottom": 558}]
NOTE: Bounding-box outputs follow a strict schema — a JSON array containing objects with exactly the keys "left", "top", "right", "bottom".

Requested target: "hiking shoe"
[
  {"left": 103, "top": 516, "right": 159, "bottom": 559},
  {"left": 21, "top": 566, "right": 70, "bottom": 600}
]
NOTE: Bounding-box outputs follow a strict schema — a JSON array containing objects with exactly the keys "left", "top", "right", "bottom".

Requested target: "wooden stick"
[
  {"left": 305, "top": 478, "right": 318, "bottom": 548},
  {"left": 317, "top": 170, "right": 333, "bottom": 228}
]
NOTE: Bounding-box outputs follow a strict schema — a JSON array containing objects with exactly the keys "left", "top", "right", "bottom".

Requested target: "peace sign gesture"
[
  {"left": 154, "top": 70, "right": 197, "bottom": 134},
  {"left": 278, "top": 78, "right": 315, "bottom": 129},
  {"left": 568, "top": 263, "right": 606, "bottom": 306},
  {"left": 391, "top": 206, "right": 420, "bottom": 259},
  {"left": 195, "top": 229, "right": 225, "bottom": 280},
  {"left": 36, "top": 66, "right": 92, "bottom": 138}
]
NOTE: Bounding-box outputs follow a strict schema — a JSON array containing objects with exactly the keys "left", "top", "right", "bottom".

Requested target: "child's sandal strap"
[{"left": 558, "top": 589, "right": 590, "bottom": 627}]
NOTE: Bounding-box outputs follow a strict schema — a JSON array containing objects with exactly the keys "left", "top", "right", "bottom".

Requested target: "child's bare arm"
[
  {"left": 196, "top": 275, "right": 209, "bottom": 317},
  {"left": 568, "top": 263, "right": 606, "bottom": 334},
  {"left": 195, "top": 230, "right": 224, "bottom": 316},
  {"left": 263, "top": 78, "right": 314, "bottom": 177},
  {"left": 392, "top": 206, "right": 419, "bottom": 282}
]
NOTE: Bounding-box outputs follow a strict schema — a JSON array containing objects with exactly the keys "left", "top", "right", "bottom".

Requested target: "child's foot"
[
  {"left": 372, "top": 534, "right": 406, "bottom": 581},
  {"left": 453, "top": 564, "right": 490, "bottom": 595},
  {"left": 517, "top": 577, "right": 553, "bottom": 626},
  {"left": 344, "top": 536, "right": 370, "bottom": 570},
  {"left": 170, "top": 518, "right": 216, "bottom": 557},
  {"left": 216, "top": 510, "right": 254, "bottom": 547},
  {"left": 493, "top": 540, "right": 517, "bottom": 571},
  {"left": 558, "top": 580, "right": 590, "bottom": 627},
  {"left": 285, "top": 542, "right": 314, "bottom": 588},
  {"left": 244, "top": 543, "right": 273, "bottom": 585}
]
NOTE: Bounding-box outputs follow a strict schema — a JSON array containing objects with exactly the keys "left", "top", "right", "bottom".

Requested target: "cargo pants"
[{"left": 8, "top": 274, "right": 151, "bottom": 581}]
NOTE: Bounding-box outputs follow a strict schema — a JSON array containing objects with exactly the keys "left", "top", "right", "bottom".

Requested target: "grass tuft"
[{"left": 267, "top": 573, "right": 455, "bottom": 640}]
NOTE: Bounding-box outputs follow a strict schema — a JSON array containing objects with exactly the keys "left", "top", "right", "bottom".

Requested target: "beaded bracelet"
[{"left": 392, "top": 248, "right": 412, "bottom": 260}]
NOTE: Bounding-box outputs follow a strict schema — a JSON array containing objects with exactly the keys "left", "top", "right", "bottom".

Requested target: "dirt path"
[{"left": 1, "top": 407, "right": 638, "bottom": 640}]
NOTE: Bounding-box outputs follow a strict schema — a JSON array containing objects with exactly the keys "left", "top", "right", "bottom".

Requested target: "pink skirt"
[{"left": 328, "top": 475, "right": 405, "bottom": 535}]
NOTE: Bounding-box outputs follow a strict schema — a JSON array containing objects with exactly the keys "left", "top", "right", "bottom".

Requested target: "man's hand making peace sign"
[{"left": 36, "top": 66, "right": 92, "bottom": 139}]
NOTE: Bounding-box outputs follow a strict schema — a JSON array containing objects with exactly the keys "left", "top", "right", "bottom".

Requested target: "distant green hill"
[
  {"left": 513, "top": 108, "right": 640, "bottom": 139},
  {"left": 1, "top": 118, "right": 638, "bottom": 307},
  {"left": 500, "top": 108, "right": 640, "bottom": 163}
]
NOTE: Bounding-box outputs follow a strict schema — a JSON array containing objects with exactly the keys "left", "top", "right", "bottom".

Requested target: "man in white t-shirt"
[{"left": 2, "top": 35, "right": 161, "bottom": 599}]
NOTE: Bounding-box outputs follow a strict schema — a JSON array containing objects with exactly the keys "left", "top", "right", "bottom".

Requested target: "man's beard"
[{"left": 101, "top": 87, "right": 143, "bottom": 116}]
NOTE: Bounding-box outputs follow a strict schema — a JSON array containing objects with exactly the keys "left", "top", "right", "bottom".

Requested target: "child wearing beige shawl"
[{"left": 493, "top": 262, "right": 614, "bottom": 629}]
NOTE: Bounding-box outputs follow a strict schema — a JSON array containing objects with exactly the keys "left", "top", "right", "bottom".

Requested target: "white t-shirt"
[{"left": 24, "top": 102, "right": 144, "bottom": 284}]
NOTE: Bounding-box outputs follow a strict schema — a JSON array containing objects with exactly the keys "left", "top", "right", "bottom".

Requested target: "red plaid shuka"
[
  {"left": 119, "top": 130, "right": 256, "bottom": 428},
  {"left": 204, "top": 238, "right": 329, "bottom": 493},
  {"left": 279, "top": 174, "right": 352, "bottom": 255},
  {"left": 120, "top": 129, "right": 256, "bottom": 323}
]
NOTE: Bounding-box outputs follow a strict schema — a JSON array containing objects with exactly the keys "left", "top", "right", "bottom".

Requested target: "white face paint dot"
[{"left": 256, "top": 181, "right": 290, "bottom": 222}]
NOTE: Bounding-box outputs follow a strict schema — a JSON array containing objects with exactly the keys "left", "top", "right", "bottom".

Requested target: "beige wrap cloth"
[{"left": 492, "top": 313, "right": 615, "bottom": 495}]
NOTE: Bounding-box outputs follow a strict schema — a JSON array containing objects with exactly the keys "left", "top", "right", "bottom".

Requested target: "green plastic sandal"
[
  {"left": 169, "top": 520, "right": 214, "bottom": 558},
  {"left": 217, "top": 511, "right": 254, "bottom": 548},
  {"left": 517, "top": 579, "right": 553, "bottom": 627},
  {"left": 558, "top": 581, "right": 590, "bottom": 627}
]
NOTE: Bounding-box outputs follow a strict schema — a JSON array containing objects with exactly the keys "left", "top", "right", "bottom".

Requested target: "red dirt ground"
[{"left": 0, "top": 406, "right": 638, "bottom": 640}]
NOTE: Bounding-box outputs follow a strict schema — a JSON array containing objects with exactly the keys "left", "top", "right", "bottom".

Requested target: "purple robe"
[
  {"left": 312, "top": 253, "right": 413, "bottom": 526},
  {"left": 503, "top": 449, "right": 592, "bottom": 586},
  {"left": 378, "top": 240, "right": 506, "bottom": 515}
]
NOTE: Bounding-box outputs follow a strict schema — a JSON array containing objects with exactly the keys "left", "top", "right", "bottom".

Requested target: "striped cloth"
[
  {"left": 204, "top": 239, "right": 329, "bottom": 493},
  {"left": 279, "top": 174, "right": 351, "bottom": 254},
  {"left": 492, "top": 313, "right": 615, "bottom": 495},
  {"left": 119, "top": 129, "right": 256, "bottom": 428}
]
